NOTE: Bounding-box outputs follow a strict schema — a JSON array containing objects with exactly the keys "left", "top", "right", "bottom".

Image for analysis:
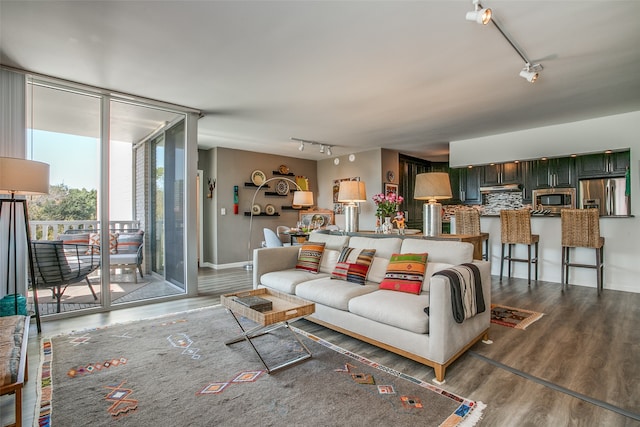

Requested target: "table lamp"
[
  {"left": 413, "top": 172, "right": 452, "bottom": 237},
  {"left": 337, "top": 180, "right": 367, "bottom": 232},
  {"left": 0, "top": 156, "right": 50, "bottom": 332}
]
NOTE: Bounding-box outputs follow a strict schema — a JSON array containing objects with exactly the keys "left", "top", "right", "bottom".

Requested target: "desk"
[
  {"left": 422, "top": 233, "right": 489, "bottom": 261},
  {"left": 283, "top": 231, "right": 309, "bottom": 245}
]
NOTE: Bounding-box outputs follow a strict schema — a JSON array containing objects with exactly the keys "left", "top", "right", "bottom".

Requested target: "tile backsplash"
[{"left": 482, "top": 192, "right": 527, "bottom": 215}]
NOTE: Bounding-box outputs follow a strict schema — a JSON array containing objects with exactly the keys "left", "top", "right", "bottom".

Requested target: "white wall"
[
  {"left": 317, "top": 149, "right": 382, "bottom": 231},
  {"left": 451, "top": 111, "right": 640, "bottom": 294}
]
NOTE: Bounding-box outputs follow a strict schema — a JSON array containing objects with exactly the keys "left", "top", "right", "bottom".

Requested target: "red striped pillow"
[
  {"left": 331, "top": 248, "right": 376, "bottom": 285},
  {"left": 379, "top": 253, "right": 428, "bottom": 294}
]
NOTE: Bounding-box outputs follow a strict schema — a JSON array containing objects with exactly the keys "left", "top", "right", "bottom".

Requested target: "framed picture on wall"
[
  {"left": 333, "top": 177, "right": 360, "bottom": 214},
  {"left": 299, "top": 209, "right": 335, "bottom": 228},
  {"left": 384, "top": 182, "right": 398, "bottom": 195}
]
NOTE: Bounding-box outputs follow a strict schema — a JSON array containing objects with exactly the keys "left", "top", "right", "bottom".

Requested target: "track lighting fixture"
[
  {"left": 290, "top": 137, "right": 340, "bottom": 156},
  {"left": 466, "top": 1, "right": 543, "bottom": 83},
  {"left": 520, "top": 63, "right": 543, "bottom": 83},
  {"left": 465, "top": 0, "right": 491, "bottom": 25}
]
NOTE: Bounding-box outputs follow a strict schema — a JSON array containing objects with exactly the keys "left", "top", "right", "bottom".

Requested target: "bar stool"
[
  {"left": 500, "top": 209, "right": 539, "bottom": 284},
  {"left": 561, "top": 209, "right": 604, "bottom": 295},
  {"left": 454, "top": 208, "right": 488, "bottom": 260}
]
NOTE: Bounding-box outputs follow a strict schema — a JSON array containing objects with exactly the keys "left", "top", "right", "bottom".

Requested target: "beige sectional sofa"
[{"left": 253, "top": 233, "right": 491, "bottom": 383}]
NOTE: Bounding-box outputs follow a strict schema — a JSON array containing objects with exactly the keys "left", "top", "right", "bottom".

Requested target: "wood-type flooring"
[{"left": 2, "top": 267, "right": 638, "bottom": 426}]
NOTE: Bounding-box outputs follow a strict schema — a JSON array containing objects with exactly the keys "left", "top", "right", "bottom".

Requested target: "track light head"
[
  {"left": 319, "top": 144, "right": 325, "bottom": 154},
  {"left": 466, "top": 0, "right": 491, "bottom": 24},
  {"left": 326, "top": 146, "right": 332, "bottom": 156},
  {"left": 298, "top": 141, "right": 305, "bottom": 151},
  {"left": 520, "top": 63, "right": 542, "bottom": 83}
]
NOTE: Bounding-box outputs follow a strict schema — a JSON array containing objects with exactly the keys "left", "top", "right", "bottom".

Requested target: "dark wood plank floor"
[{"left": 3, "top": 268, "right": 639, "bottom": 426}]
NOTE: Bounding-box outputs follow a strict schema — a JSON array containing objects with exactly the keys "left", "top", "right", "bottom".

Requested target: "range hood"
[{"left": 480, "top": 184, "right": 522, "bottom": 193}]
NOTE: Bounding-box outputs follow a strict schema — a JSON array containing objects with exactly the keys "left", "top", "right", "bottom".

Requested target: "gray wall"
[{"left": 199, "top": 147, "right": 318, "bottom": 267}]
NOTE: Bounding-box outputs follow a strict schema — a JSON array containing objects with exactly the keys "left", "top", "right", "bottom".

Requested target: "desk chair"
[
  {"left": 561, "top": 209, "right": 604, "bottom": 295},
  {"left": 263, "top": 228, "right": 284, "bottom": 248},
  {"left": 276, "top": 225, "right": 292, "bottom": 246},
  {"left": 454, "top": 208, "right": 488, "bottom": 260},
  {"left": 500, "top": 209, "right": 539, "bottom": 284}
]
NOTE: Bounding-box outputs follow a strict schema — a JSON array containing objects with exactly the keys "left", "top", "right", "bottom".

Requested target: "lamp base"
[
  {"left": 423, "top": 202, "right": 442, "bottom": 237},
  {"left": 344, "top": 204, "right": 359, "bottom": 232}
]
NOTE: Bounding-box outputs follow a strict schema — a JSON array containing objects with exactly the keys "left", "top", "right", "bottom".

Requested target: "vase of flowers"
[{"left": 372, "top": 192, "right": 404, "bottom": 234}]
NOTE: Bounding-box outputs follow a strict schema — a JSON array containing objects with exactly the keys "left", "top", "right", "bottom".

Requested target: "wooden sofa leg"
[
  {"left": 433, "top": 365, "right": 446, "bottom": 385},
  {"left": 15, "top": 385, "right": 23, "bottom": 427}
]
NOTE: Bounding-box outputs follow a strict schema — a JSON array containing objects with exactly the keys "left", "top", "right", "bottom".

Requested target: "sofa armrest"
[
  {"left": 427, "top": 260, "right": 492, "bottom": 364},
  {"left": 252, "top": 246, "right": 300, "bottom": 288}
]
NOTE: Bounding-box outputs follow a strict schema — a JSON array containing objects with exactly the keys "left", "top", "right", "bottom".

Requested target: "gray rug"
[{"left": 36, "top": 305, "right": 484, "bottom": 426}]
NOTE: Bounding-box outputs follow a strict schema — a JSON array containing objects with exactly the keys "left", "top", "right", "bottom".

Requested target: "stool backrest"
[
  {"left": 454, "top": 209, "right": 481, "bottom": 235},
  {"left": 561, "top": 209, "right": 601, "bottom": 248},
  {"left": 500, "top": 209, "right": 534, "bottom": 244}
]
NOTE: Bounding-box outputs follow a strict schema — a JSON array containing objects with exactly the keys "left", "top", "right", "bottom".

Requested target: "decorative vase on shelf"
[{"left": 383, "top": 217, "right": 393, "bottom": 234}]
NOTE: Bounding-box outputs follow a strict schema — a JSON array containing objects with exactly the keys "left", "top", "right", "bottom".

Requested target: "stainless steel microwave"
[{"left": 532, "top": 188, "right": 576, "bottom": 213}]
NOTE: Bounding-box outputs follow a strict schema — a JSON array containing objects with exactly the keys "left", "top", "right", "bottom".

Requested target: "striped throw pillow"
[
  {"left": 331, "top": 247, "right": 376, "bottom": 285},
  {"left": 379, "top": 253, "right": 429, "bottom": 295},
  {"left": 295, "top": 242, "right": 326, "bottom": 274}
]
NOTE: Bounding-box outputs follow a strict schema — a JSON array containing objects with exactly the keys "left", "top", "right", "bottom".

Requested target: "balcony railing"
[{"left": 30, "top": 220, "right": 141, "bottom": 241}]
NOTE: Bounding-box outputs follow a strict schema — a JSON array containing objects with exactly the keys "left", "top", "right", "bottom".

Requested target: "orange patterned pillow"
[
  {"left": 295, "top": 242, "right": 326, "bottom": 273},
  {"left": 379, "top": 253, "right": 428, "bottom": 294},
  {"left": 87, "top": 232, "right": 118, "bottom": 254}
]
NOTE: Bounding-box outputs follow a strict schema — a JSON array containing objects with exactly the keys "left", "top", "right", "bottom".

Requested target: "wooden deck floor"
[{"left": 3, "top": 268, "right": 639, "bottom": 426}]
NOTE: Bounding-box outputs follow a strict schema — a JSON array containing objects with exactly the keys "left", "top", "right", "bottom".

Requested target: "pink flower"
[{"left": 372, "top": 192, "right": 404, "bottom": 217}]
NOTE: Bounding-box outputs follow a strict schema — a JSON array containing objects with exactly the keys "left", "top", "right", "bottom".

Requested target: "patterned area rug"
[
  {"left": 36, "top": 305, "right": 485, "bottom": 426},
  {"left": 490, "top": 304, "right": 545, "bottom": 330}
]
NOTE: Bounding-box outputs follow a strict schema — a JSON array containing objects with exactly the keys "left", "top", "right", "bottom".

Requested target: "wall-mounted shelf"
[
  {"left": 244, "top": 212, "right": 281, "bottom": 217},
  {"left": 272, "top": 171, "right": 295, "bottom": 176},
  {"left": 244, "top": 182, "right": 271, "bottom": 188}
]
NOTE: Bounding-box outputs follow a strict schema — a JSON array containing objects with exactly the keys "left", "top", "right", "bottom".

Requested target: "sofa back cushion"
[
  {"left": 348, "top": 237, "right": 402, "bottom": 259},
  {"left": 400, "top": 239, "right": 473, "bottom": 265},
  {"left": 319, "top": 249, "right": 340, "bottom": 274},
  {"left": 308, "top": 233, "right": 349, "bottom": 251}
]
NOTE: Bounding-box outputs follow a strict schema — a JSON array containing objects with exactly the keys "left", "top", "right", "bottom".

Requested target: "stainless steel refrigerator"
[{"left": 579, "top": 177, "right": 630, "bottom": 216}]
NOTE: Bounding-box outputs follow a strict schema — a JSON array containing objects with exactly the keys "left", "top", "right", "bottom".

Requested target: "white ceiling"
[{"left": 2, "top": 1, "right": 639, "bottom": 162}]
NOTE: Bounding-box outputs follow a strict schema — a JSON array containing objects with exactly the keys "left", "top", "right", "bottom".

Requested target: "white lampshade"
[
  {"left": 337, "top": 181, "right": 367, "bottom": 203},
  {"left": 414, "top": 172, "right": 452, "bottom": 203},
  {"left": 0, "top": 157, "right": 50, "bottom": 195},
  {"left": 292, "top": 190, "right": 314, "bottom": 206}
]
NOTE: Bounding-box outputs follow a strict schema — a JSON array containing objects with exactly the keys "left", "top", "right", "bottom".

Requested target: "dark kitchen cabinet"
[
  {"left": 520, "top": 161, "right": 534, "bottom": 204},
  {"left": 534, "top": 157, "right": 575, "bottom": 188},
  {"left": 482, "top": 162, "right": 521, "bottom": 186},
  {"left": 451, "top": 166, "right": 481, "bottom": 205},
  {"left": 576, "top": 151, "right": 630, "bottom": 178}
]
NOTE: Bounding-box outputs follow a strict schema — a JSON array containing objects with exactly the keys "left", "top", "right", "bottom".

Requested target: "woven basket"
[
  {"left": 561, "top": 208, "right": 603, "bottom": 248},
  {"left": 0, "top": 294, "right": 27, "bottom": 317}
]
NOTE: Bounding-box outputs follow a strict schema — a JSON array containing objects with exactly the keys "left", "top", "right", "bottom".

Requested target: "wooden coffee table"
[{"left": 221, "top": 288, "right": 315, "bottom": 373}]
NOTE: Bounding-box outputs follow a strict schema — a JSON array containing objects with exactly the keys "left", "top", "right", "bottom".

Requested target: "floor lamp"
[
  {"left": 245, "top": 177, "right": 313, "bottom": 270},
  {"left": 414, "top": 172, "right": 452, "bottom": 237},
  {"left": 0, "top": 157, "right": 49, "bottom": 332},
  {"left": 337, "top": 181, "right": 366, "bottom": 232}
]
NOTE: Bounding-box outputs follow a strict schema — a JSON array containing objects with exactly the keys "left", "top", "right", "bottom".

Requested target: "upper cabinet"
[
  {"left": 482, "top": 162, "right": 521, "bottom": 186},
  {"left": 451, "top": 167, "right": 481, "bottom": 205},
  {"left": 533, "top": 157, "right": 575, "bottom": 188},
  {"left": 576, "top": 151, "right": 630, "bottom": 178}
]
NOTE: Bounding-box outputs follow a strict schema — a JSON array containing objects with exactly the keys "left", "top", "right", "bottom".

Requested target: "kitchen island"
[{"left": 479, "top": 214, "right": 635, "bottom": 292}]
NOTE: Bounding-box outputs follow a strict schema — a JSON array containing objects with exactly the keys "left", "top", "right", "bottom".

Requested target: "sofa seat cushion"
[
  {"left": 348, "top": 290, "right": 430, "bottom": 334},
  {"left": 109, "top": 253, "right": 139, "bottom": 264},
  {"left": 295, "top": 277, "right": 378, "bottom": 311},
  {"left": 260, "top": 269, "right": 330, "bottom": 294}
]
